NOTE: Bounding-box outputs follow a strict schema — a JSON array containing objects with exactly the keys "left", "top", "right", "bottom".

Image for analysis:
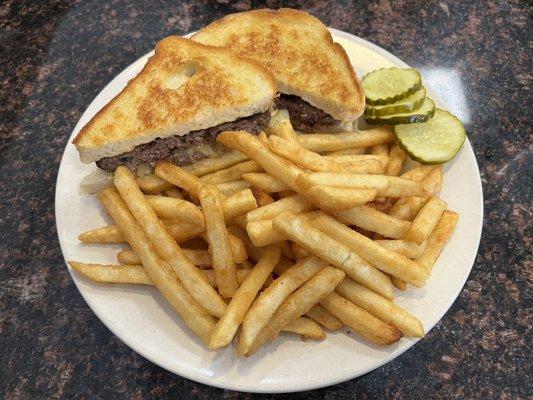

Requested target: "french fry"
[
  {"left": 320, "top": 292, "right": 402, "bottom": 345},
  {"left": 291, "top": 242, "right": 310, "bottom": 259},
  {"left": 370, "top": 143, "right": 390, "bottom": 156},
  {"left": 193, "top": 232, "right": 248, "bottom": 264},
  {"left": 250, "top": 187, "right": 275, "bottom": 206},
  {"left": 209, "top": 246, "right": 281, "bottom": 349},
  {"left": 389, "top": 167, "right": 444, "bottom": 220},
  {"left": 237, "top": 256, "right": 326, "bottom": 355},
  {"left": 374, "top": 240, "right": 427, "bottom": 258},
  {"left": 421, "top": 167, "right": 444, "bottom": 196},
  {"left": 183, "top": 150, "right": 248, "bottom": 176},
  {"left": 415, "top": 210, "right": 459, "bottom": 272},
  {"left": 145, "top": 195, "right": 204, "bottom": 225},
  {"left": 269, "top": 135, "right": 348, "bottom": 172},
  {"left": 421, "top": 165, "right": 444, "bottom": 192},
  {"left": 388, "top": 197, "right": 429, "bottom": 221},
  {"left": 405, "top": 198, "right": 448, "bottom": 244},
  {"left": 117, "top": 249, "right": 141, "bottom": 265},
  {"left": 310, "top": 214, "right": 428, "bottom": 287},
  {"left": 303, "top": 173, "right": 426, "bottom": 197},
  {"left": 391, "top": 276, "right": 408, "bottom": 291},
  {"left": 257, "top": 131, "right": 269, "bottom": 143},
  {"left": 307, "top": 186, "right": 377, "bottom": 209},
  {"left": 228, "top": 225, "right": 264, "bottom": 262},
  {"left": 282, "top": 317, "right": 326, "bottom": 339},
  {"left": 163, "top": 188, "right": 184, "bottom": 199},
  {"left": 327, "top": 147, "right": 366, "bottom": 156},
  {"left": 70, "top": 261, "right": 251, "bottom": 288},
  {"left": 334, "top": 205, "right": 411, "bottom": 239},
  {"left": 79, "top": 225, "right": 123, "bottom": 243},
  {"left": 202, "top": 269, "right": 252, "bottom": 287},
  {"left": 217, "top": 131, "right": 306, "bottom": 195},
  {"left": 230, "top": 214, "right": 247, "bottom": 229},
  {"left": 98, "top": 187, "right": 215, "bottom": 344},
  {"left": 114, "top": 166, "right": 227, "bottom": 317},
  {"left": 79, "top": 222, "right": 202, "bottom": 244},
  {"left": 325, "top": 154, "right": 390, "bottom": 165},
  {"left": 267, "top": 109, "right": 300, "bottom": 143},
  {"left": 246, "top": 210, "right": 323, "bottom": 247},
  {"left": 136, "top": 174, "right": 174, "bottom": 194},
  {"left": 273, "top": 256, "right": 295, "bottom": 275},
  {"left": 278, "top": 241, "right": 295, "bottom": 260},
  {"left": 69, "top": 261, "right": 152, "bottom": 285},
  {"left": 118, "top": 248, "right": 212, "bottom": 268},
  {"left": 305, "top": 304, "right": 343, "bottom": 331},
  {"left": 277, "top": 190, "right": 296, "bottom": 198},
  {"left": 221, "top": 189, "right": 259, "bottom": 220},
  {"left": 199, "top": 185, "right": 239, "bottom": 298},
  {"left": 246, "top": 219, "right": 286, "bottom": 246},
  {"left": 166, "top": 221, "right": 206, "bottom": 242},
  {"left": 80, "top": 215, "right": 248, "bottom": 248},
  {"left": 247, "top": 266, "right": 345, "bottom": 355},
  {"left": 272, "top": 212, "right": 393, "bottom": 299},
  {"left": 200, "top": 160, "right": 262, "bottom": 184},
  {"left": 227, "top": 234, "right": 248, "bottom": 264},
  {"left": 400, "top": 165, "right": 437, "bottom": 181},
  {"left": 366, "top": 199, "right": 395, "bottom": 214},
  {"left": 336, "top": 278, "right": 424, "bottom": 337},
  {"left": 246, "top": 194, "right": 315, "bottom": 223},
  {"left": 335, "top": 160, "right": 386, "bottom": 174},
  {"left": 242, "top": 172, "right": 290, "bottom": 193},
  {"left": 170, "top": 188, "right": 258, "bottom": 226},
  {"left": 385, "top": 145, "right": 406, "bottom": 176},
  {"left": 216, "top": 180, "right": 251, "bottom": 196},
  {"left": 298, "top": 127, "right": 394, "bottom": 152},
  {"left": 154, "top": 161, "right": 204, "bottom": 197}
]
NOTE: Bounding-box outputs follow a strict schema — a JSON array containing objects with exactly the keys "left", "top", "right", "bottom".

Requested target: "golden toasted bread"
[
  {"left": 74, "top": 36, "right": 277, "bottom": 163},
  {"left": 192, "top": 8, "right": 365, "bottom": 122}
]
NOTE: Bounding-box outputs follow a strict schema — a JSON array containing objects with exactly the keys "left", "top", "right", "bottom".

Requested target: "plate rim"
[{"left": 54, "top": 28, "right": 484, "bottom": 393}]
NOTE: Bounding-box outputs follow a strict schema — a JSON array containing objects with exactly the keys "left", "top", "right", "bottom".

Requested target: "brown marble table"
[{"left": 0, "top": 1, "right": 530, "bottom": 398}]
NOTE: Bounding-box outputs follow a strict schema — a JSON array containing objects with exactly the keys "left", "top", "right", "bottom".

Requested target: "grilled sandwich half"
[
  {"left": 74, "top": 36, "right": 277, "bottom": 172},
  {"left": 192, "top": 8, "right": 365, "bottom": 131}
]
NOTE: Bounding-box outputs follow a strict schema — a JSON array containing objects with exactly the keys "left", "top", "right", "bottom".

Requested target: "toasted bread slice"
[
  {"left": 192, "top": 9, "right": 365, "bottom": 122},
  {"left": 74, "top": 36, "right": 277, "bottom": 163}
]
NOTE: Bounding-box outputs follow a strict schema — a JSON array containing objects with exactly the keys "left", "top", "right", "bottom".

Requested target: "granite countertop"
[{"left": 0, "top": 0, "right": 530, "bottom": 398}]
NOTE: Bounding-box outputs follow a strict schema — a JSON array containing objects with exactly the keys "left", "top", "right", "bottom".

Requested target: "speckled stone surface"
[{"left": 0, "top": 1, "right": 531, "bottom": 398}]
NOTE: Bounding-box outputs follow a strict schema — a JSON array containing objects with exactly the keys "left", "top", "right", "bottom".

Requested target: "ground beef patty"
[
  {"left": 275, "top": 94, "right": 338, "bottom": 131},
  {"left": 96, "top": 111, "right": 270, "bottom": 171}
]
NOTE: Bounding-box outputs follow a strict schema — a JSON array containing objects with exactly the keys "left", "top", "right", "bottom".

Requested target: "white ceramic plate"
[{"left": 55, "top": 29, "right": 483, "bottom": 393}]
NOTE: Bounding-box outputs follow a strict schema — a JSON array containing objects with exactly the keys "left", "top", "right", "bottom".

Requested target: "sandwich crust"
[
  {"left": 193, "top": 8, "right": 365, "bottom": 121},
  {"left": 74, "top": 36, "right": 277, "bottom": 163}
]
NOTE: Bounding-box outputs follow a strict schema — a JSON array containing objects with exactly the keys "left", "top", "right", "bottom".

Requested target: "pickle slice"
[
  {"left": 365, "top": 98, "right": 435, "bottom": 125},
  {"left": 394, "top": 109, "right": 466, "bottom": 164},
  {"left": 365, "top": 87, "right": 426, "bottom": 117},
  {"left": 362, "top": 68, "right": 422, "bottom": 105}
]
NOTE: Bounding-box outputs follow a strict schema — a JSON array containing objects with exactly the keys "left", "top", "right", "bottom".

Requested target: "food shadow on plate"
[
  {"left": 79, "top": 192, "right": 113, "bottom": 222},
  {"left": 394, "top": 284, "right": 428, "bottom": 302},
  {"left": 74, "top": 274, "right": 208, "bottom": 350},
  {"left": 149, "top": 287, "right": 209, "bottom": 349},
  {"left": 335, "top": 328, "right": 403, "bottom": 356}
]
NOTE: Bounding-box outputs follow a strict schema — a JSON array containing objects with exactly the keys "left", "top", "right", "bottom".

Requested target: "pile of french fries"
[{"left": 70, "top": 112, "right": 459, "bottom": 356}]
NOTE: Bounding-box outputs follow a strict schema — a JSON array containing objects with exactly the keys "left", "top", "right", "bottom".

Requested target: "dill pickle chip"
[
  {"left": 365, "top": 87, "right": 426, "bottom": 117},
  {"left": 362, "top": 68, "right": 422, "bottom": 105},
  {"left": 394, "top": 109, "right": 466, "bottom": 164},
  {"left": 365, "top": 98, "right": 435, "bottom": 125}
]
